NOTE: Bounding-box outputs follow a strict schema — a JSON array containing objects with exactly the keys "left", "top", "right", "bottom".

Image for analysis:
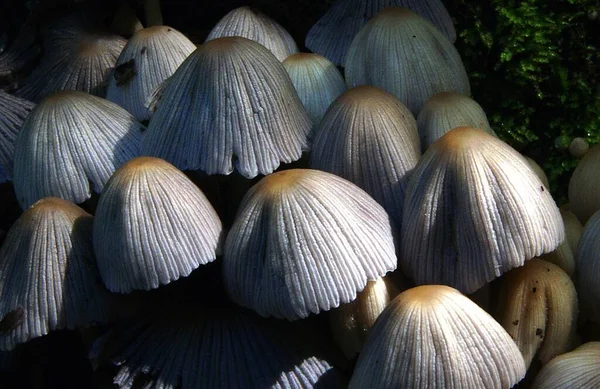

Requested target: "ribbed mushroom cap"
[
  {"left": 13, "top": 90, "right": 144, "bottom": 210},
  {"left": 306, "top": 0, "right": 455, "bottom": 66},
  {"left": 532, "top": 342, "right": 600, "bottom": 389},
  {"left": 401, "top": 126, "right": 564, "bottom": 293},
  {"left": 106, "top": 26, "right": 196, "bottom": 122},
  {"left": 16, "top": 15, "right": 126, "bottom": 102},
  {"left": 223, "top": 169, "right": 398, "bottom": 320},
  {"left": 328, "top": 276, "right": 401, "bottom": 359},
  {"left": 0, "top": 91, "right": 35, "bottom": 183},
  {"left": 93, "top": 157, "right": 223, "bottom": 293},
  {"left": 575, "top": 209, "right": 600, "bottom": 323},
  {"left": 143, "top": 36, "right": 312, "bottom": 178},
  {"left": 344, "top": 7, "right": 470, "bottom": 115},
  {"left": 0, "top": 197, "right": 114, "bottom": 351},
  {"left": 0, "top": 15, "right": 38, "bottom": 79},
  {"left": 93, "top": 307, "right": 342, "bottom": 389},
  {"left": 206, "top": 6, "right": 298, "bottom": 62},
  {"left": 568, "top": 144, "right": 600, "bottom": 223},
  {"left": 540, "top": 209, "right": 580, "bottom": 276},
  {"left": 349, "top": 285, "right": 526, "bottom": 389},
  {"left": 417, "top": 92, "right": 495, "bottom": 151},
  {"left": 497, "top": 259, "right": 577, "bottom": 369},
  {"left": 310, "top": 85, "right": 420, "bottom": 229},
  {"left": 282, "top": 52, "right": 347, "bottom": 125}
]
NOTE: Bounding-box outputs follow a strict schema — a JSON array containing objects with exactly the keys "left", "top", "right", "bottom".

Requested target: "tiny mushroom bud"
[
  {"left": 93, "top": 157, "right": 223, "bottom": 293},
  {"left": 401, "top": 127, "right": 564, "bottom": 293},
  {"left": 206, "top": 6, "right": 298, "bottom": 61},
  {"left": 569, "top": 137, "right": 589, "bottom": 158},
  {"left": 497, "top": 259, "right": 578, "bottom": 369},
  {"left": 532, "top": 342, "right": 600, "bottom": 389},
  {"left": 223, "top": 169, "right": 398, "bottom": 320},
  {"left": 0, "top": 198, "right": 114, "bottom": 351},
  {"left": 349, "top": 285, "right": 526, "bottom": 389}
]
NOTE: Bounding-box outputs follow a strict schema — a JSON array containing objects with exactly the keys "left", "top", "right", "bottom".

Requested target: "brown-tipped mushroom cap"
[
  {"left": 531, "top": 342, "right": 600, "bottom": 389},
  {"left": 568, "top": 144, "right": 600, "bottom": 223},
  {"left": 401, "top": 127, "right": 564, "bottom": 293},
  {"left": 142, "top": 37, "right": 311, "bottom": 178},
  {"left": 497, "top": 259, "right": 577, "bottom": 369},
  {"left": 93, "top": 157, "right": 223, "bottom": 293},
  {"left": 223, "top": 169, "right": 397, "bottom": 320},
  {"left": 0, "top": 198, "right": 114, "bottom": 351},
  {"left": 344, "top": 7, "right": 470, "bottom": 115},
  {"left": 349, "top": 285, "right": 526, "bottom": 388}
]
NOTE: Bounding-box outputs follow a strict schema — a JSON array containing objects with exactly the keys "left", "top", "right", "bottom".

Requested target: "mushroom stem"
[{"left": 144, "top": 0, "right": 163, "bottom": 26}]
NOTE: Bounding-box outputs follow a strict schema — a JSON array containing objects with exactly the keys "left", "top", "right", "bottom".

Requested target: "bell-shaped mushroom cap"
[
  {"left": 401, "top": 127, "right": 564, "bottom": 293},
  {"left": 92, "top": 307, "right": 342, "bottom": 389},
  {"left": 328, "top": 277, "right": 402, "bottom": 359},
  {"left": 93, "top": 157, "right": 223, "bottom": 293},
  {"left": 16, "top": 14, "right": 126, "bottom": 102},
  {"left": 143, "top": 37, "right": 312, "bottom": 179},
  {"left": 344, "top": 7, "right": 470, "bottom": 115},
  {"left": 106, "top": 26, "right": 196, "bottom": 122},
  {"left": 532, "top": 342, "right": 600, "bottom": 389},
  {"left": 568, "top": 144, "right": 600, "bottom": 223},
  {"left": 540, "top": 209, "right": 580, "bottom": 276},
  {"left": 0, "top": 91, "right": 35, "bottom": 183},
  {"left": 306, "top": 0, "right": 455, "bottom": 66},
  {"left": 310, "top": 85, "right": 420, "bottom": 229},
  {"left": 575, "top": 209, "right": 600, "bottom": 323},
  {"left": 13, "top": 90, "right": 144, "bottom": 210},
  {"left": 282, "top": 53, "right": 347, "bottom": 125},
  {"left": 224, "top": 169, "right": 398, "bottom": 320},
  {"left": 497, "top": 259, "right": 577, "bottom": 369},
  {"left": 417, "top": 92, "right": 495, "bottom": 151},
  {"left": 569, "top": 137, "right": 589, "bottom": 159},
  {"left": 206, "top": 6, "right": 298, "bottom": 61},
  {"left": 0, "top": 198, "right": 114, "bottom": 351},
  {"left": 349, "top": 285, "right": 526, "bottom": 389}
]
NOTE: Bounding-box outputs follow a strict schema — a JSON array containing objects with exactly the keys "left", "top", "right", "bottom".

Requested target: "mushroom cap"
[
  {"left": 0, "top": 91, "right": 35, "bottom": 183},
  {"left": 568, "top": 143, "right": 600, "bottom": 223},
  {"left": 401, "top": 126, "right": 564, "bottom": 293},
  {"left": 142, "top": 36, "right": 312, "bottom": 178},
  {"left": 417, "top": 91, "right": 495, "bottom": 151},
  {"left": 349, "top": 285, "right": 526, "bottom": 389},
  {"left": 569, "top": 137, "right": 589, "bottom": 159},
  {"left": 497, "top": 259, "right": 577, "bottom": 368},
  {"left": 282, "top": 52, "right": 347, "bottom": 125},
  {"left": 106, "top": 26, "right": 196, "bottom": 122},
  {"left": 305, "top": 0, "right": 455, "bottom": 65},
  {"left": 575, "top": 209, "right": 600, "bottom": 323},
  {"left": 13, "top": 90, "right": 144, "bottom": 209},
  {"left": 344, "top": 7, "right": 470, "bottom": 115},
  {"left": 310, "top": 85, "right": 420, "bottom": 229},
  {"left": 223, "top": 168, "right": 398, "bottom": 320},
  {"left": 532, "top": 342, "right": 600, "bottom": 389},
  {"left": 93, "top": 157, "right": 223, "bottom": 293},
  {"left": 523, "top": 156, "right": 550, "bottom": 189},
  {"left": 206, "top": 6, "right": 298, "bottom": 61},
  {"left": 0, "top": 197, "right": 114, "bottom": 351}
]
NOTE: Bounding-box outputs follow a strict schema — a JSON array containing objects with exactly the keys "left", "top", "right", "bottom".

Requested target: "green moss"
[{"left": 445, "top": 0, "right": 600, "bottom": 203}]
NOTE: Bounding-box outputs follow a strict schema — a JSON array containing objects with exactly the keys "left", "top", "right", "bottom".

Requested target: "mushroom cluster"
[{"left": 0, "top": 1, "right": 596, "bottom": 388}]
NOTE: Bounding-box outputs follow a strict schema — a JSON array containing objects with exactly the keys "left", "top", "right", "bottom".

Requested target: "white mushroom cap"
[{"left": 532, "top": 342, "right": 600, "bottom": 389}]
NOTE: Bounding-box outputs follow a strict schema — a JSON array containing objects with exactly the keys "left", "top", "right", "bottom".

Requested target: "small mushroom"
[
  {"left": 93, "top": 157, "right": 223, "bottom": 293},
  {"left": 569, "top": 137, "right": 589, "bottom": 159},
  {"left": 532, "top": 342, "right": 600, "bottom": 389},
  {"left": 223, "top": 169, "right": 397, "bottom": 320},
  {"left": 575, "top": 208, "right": 600, "bottom": 323},
  {"left": 0, "top": 91, "right": 35, "bottom": 183},
  {"left": 568, "top": 143, "right": 600, "bottom": 223},
  {"left": 349, "top": 285, "right": 526, "bottom": 388}
]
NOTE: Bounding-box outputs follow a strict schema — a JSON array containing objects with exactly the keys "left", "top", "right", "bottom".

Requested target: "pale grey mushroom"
[
  {"left": 0, "top": 91, "right": 34, "bottom": 183},
  {"left": 532, "top": 342, "right": 600, "bottom": 389}
]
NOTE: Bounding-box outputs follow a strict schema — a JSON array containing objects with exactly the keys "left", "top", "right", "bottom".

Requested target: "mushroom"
[
  {"left": 142, "top": 37, "right": 311, "bottom": 178},
  {"left": 523, "top": 156, "right": 550, "bottom": 189},
  {"left": 310, "top": 85, "right": 420, "bottom": 230},
  {"left": 282, "top": 52, "right": 346, "bottom": 125},
  {"left": 109, "top": 3, "right": 144, "bottom": 37},
  {"left": 93, "top": 157, "right": 223, "bottom": 293},
  {"left": 532, "top": 342, "right": 600, "bottom": 389},
  {"left": 0, "top": 13, "right": 38, "bottom": 82},
  {"left": 569, "top": 137, "right": 589, "bottom": 159},
  {"left": 206, "top": 6, "right": 298, "bottom": 61},
  {"left": 223, "top": 169, "right": 397, "bottom": 320},
  {"left": 496, "top": 259, "right": 578, "bottom": 369},
  {"left": 13, "top": 90, "right": 144, "bottom": 209},
  {"left": 0, "top": 197, "right": 114, "bottom": 351},
  {"left": 106, "top": 25, "right": 196, "bottom": 122},
  {"left": 568, "top": 143, "right": 600, "bottom": 223},
  {"left": 539, "top": 209, "right": 581, "bottom": 276},
  {"left": 401, "top": 126, "right": 564, "bottom": 293},
  {"left": 344, "top": 7, "right": 470, "bottom": 115},
  {"left": 0, "top": 91, "right": 35, "bottom": 184},
  {"left": 417, "top": 92, "right": 495, "bottom": 151},
  {"left": 575, "top": 208, "right": 600, "bottom": 323},
  {"left": 349, "top": 285, "right": 526, "bottom": 388},
  {"left": 305, "top": 0, "right": 455, "bottom": 65}
]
